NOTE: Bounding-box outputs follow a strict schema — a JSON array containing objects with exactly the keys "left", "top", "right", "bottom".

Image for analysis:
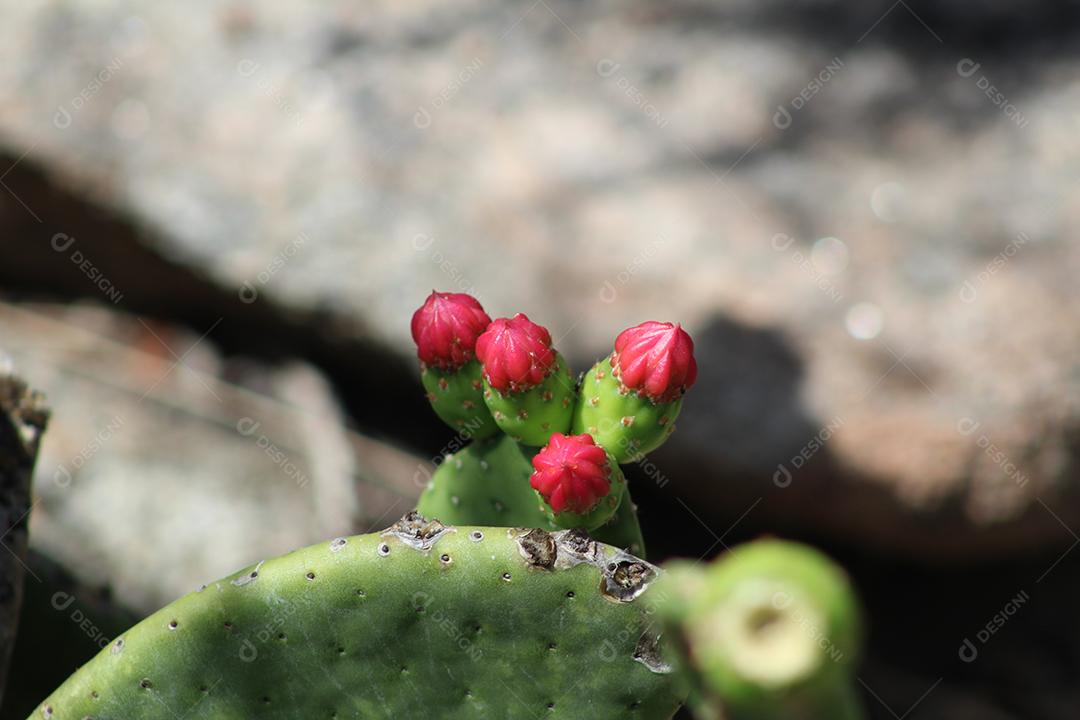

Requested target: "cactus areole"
[{"left": 411, "top": 290, "right": 491, "bottom": 370}]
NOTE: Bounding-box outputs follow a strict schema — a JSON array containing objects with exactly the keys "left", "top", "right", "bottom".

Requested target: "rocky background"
[{"left": 0, "top": 1, "right": 1078, "bottom": 718}]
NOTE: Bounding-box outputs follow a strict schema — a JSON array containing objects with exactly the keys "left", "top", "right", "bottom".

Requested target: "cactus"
[
  {"left": 32, "top": 291, "right": 876, "bottom": 720},
  {"left": 530, "top": 433, "right": 626, "bottom": 531},
  {"left": 476, "top": 314, "right": 575, "bottom": 447},
  {"left": 413, "top": 291, "right": 500, "bottom": 439},
  {"left": 32, "top": 514, "right": 683, "bottom": 720},
  {"left": 410, "top": 296, "right": 704, "bottom": 561},
  {"left": 655, "top": 540, "right": 865, "bottom": 720},
  {"left": 416, "top": 433, "right": 646, "bottom": 556},
  {"left": 417, "top": 434, "right": 550, "bottom": 528},
  {"left": 573, "top": 322, "right": 697, "bottom": 463}
]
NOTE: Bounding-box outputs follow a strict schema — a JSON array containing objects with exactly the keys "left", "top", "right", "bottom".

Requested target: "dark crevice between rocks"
[
  {"left": 0, "top": 151, "right": 446, "bottom": 452},
  {"left": 0, "top": 550, "right": 141, "bottom": 720},
  {"left": 0, "top": 376, "right": 48, "bottom": 709}
]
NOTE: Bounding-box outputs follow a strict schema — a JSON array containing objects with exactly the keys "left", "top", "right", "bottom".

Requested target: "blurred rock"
[
  {"left": 0, "top": 302, "right": 418, "bottom": 611},
  {"left": 0, "top": 0, "right": 1078, "bottom": 559}
]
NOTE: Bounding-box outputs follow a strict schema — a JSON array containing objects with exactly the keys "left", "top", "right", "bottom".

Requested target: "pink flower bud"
[
  {"left": 475, "top": 313, "right": 556, "bottom": 393},
  {"left": 530, "top": 433, "right": 612, "bottom": 514},
  {"left": 613, "top": 321, "right": 697, "bottom": 402},
  {"left": 410, "top": 291, "right": 491, "bottom": 370}
]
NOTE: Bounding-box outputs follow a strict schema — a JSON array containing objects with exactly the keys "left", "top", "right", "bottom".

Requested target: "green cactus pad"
[
  {"left": 33, "top": 514, "right": 683, "bottom": 720},
  {"left": 482, "top": 353, "right": 575, "bottom": 446},
  {"left": 572, "top": 358, "right": 682, "bottom": 463},
  {"left": 421, "top": 359, "right": 500, "bottom": 440},
  {"left": 417, "top": 434, "right": 554, "bottom": 529},
  {"left": 656, "top": 540, "right": 864, "bottom": 720},
  {"left": 416, "top": 435, "right": 647, "bottom": 556},
  {"left": 544, "top": 455, "right": 627, "bottom": 532}
]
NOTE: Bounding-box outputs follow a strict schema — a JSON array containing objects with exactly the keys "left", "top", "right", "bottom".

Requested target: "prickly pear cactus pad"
[
  {"left": 33, "top": 514, "right": 683, "bottom": 720},
  {"left": 416, "top": 435, "right": 646, "bottom": 556},
  {"left": 417, "top": 434, "right": 554, "bottom": 529}
]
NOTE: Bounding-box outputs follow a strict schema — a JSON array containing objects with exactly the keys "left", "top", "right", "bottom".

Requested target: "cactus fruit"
[
  {"left": 416, "top": 434, "right": 647, "bottom": 556},
  {"left": 476, "top": 314, "right": 575, "bottom": 446},
  {"left": 655, "top": 540, "right": 865, "bottom": 720},
  {"left": 530, "top": 433, "right": 626, "bottom": 531},
  {"left": 33, "top": 513, "right": 683, "bottom": 720},
  {"left": 573, "top": 321, "right": 697, "bottom": 463},
  {"left": 412, "top": 291, "right": 500, "bottom": 439}
]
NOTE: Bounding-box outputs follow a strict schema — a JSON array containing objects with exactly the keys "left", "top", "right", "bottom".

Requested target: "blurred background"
[{"left": 0, "top": 0, "right": 1078, "bottom": 717}]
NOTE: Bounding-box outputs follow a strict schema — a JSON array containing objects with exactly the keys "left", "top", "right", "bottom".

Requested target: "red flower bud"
[
  {"left": 530, "top": 433, "right": 612, "bottom": 514},
  {"left": 475, "top": 313, "right": 556, "bottom": 393},
  {"left": 410, "top": 291, "right": 491, "bottom": 370},
  {"left": 613, "top": 321, "right": 697, "bottom": 402}
]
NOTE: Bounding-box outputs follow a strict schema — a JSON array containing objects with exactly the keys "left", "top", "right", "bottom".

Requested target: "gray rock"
[
  {"left": 0, "top": 303, "right": 418, "bottom": 611},
  {"left": 0, "top": 0, "right": 1077, "bottom": 557}
]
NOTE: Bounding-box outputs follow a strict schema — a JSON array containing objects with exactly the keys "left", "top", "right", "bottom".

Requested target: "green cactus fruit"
[
  {"left": 415, "top": 434, "right": 646, "bottom": 557},
  {"left": 574, "top": 322, "right": 697, "bottom": 463},
  {"left": 572, "top": 357, "right": 682, "bottom": 463},
  {"left": 420, "top": 359, "right": 500, "bottom": 439},
  {"left": 475, "top": 314, "right": 575, "bottom": 446},
  {"left": 32, "top": 514, "right": 683, "bottom": 720},
  {"left": 411, "top": 291, "right": 499, "bottom": 439},
  {"left": 530, "top": 433, "right": 626, "bottom": 531},
  {"left": 655, "top": 540, "right": 865, "bottom": 720},
  {"left": 482, "top": 353, "right": 575, "bottom": 446}
]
